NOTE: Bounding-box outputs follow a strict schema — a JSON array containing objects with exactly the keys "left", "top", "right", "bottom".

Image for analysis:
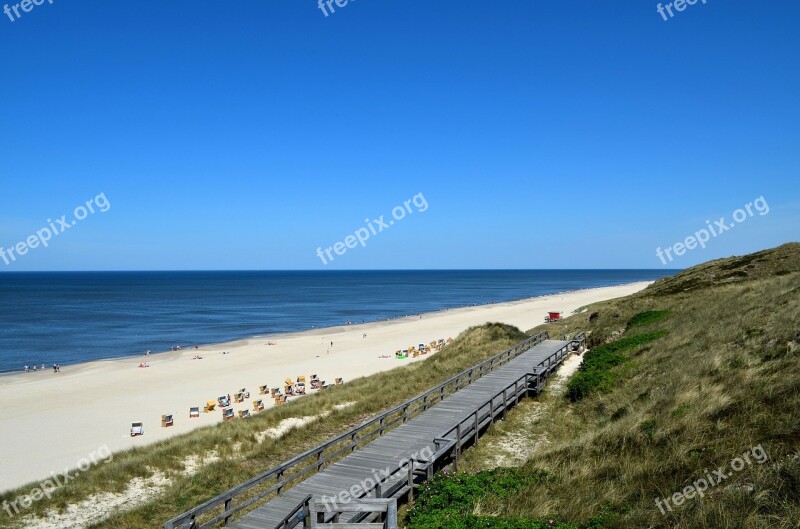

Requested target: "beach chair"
[
  {"left": 270, "top": 388, "right": 281, "bottom": 397},
  {"left": 297, "top": 376, "right": 306, "bottom": 384},
  {"left": 234, "top": 392, "right": 245, "bottom": 403},
  {"left": 189, "top": 407, "right": 200, "bottom": 418},
  {"left": 447, "top": 337, "right": 454, "bottom": 344},
  {"left": 259, "top": 385, "right": 269, "bottom": 395},
  {"left": 204, "top": 400, "right": 216, "bottom": 413},
  {"left": 253, "top": 399, "right": 265, "bottom": 412},
  {"left": 412, "top": 351, "right": 420, "bottom": 358},
  {"left": 284, "top": 377, "right": 293, "bottom": 387},
  {"left": 335, "top": 377, "right": 343, "bottom": 385},
  {"left": 161, "top": 414, "right": 174, "bottom": 428},
  {"left": 240, "top": 388, "right": 250, "bottom": 399},
  {"left": 239, "top": 410, "right": 250, "bottom": 419},
  {"left": 274, "top": 394, "right": 287, "bottom": 406},
  {"left": 130, "top": 421, "right": 144, "bottom": 437},
  {"left": 223, "top": 408, "right": 234, "bottom": 420}
]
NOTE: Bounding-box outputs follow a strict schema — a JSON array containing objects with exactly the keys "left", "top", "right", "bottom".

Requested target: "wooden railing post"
[
  {"left": 223, "top": 497, "right": 232, "bottom": 526},
  {"left": 474, "top": 413, "right": 479, "bottom": 445},
  {"left": 455, "top": 423, "right": 462, "bottom": 471},
  {"left": 387, "top": 499, "right": 398, "bottom": 529},
  {"left": 407, "top": 460, "right": 415, "bottom": 506}
]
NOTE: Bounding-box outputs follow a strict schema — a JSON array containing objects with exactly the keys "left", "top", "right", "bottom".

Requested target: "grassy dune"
[{"left": 424, "top": 243, "right": 800, "bottom": 528}]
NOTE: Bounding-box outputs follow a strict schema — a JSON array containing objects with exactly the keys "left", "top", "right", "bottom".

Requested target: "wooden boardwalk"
[{"left": 228, "top": 339, "right": 574, "bottom": 529}]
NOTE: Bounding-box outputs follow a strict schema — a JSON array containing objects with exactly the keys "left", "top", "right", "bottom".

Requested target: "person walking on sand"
[{"left": 24, "top": 365, "right": 29, "bottom": 373}]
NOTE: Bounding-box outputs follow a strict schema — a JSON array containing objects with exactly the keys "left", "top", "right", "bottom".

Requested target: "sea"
[{"left": 0, "top": 270, "right": 673, "bottom": 373}]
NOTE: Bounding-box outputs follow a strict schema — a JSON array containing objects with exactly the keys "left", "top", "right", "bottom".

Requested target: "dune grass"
[{"left": 433, "top": 242, "right": 800, "bottom": 528}]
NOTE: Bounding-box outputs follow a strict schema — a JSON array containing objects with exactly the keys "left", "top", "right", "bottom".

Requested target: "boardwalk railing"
[
  {"left": 430, "top": 334, "right": 583, "bottom": 471},
  {"left": 165, "top": 331, "right": 550, "bottom": 529}
]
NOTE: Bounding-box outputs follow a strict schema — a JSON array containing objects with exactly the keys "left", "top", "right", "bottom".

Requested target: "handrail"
[{"left": 165, "top": 331, "right": 550, "bottom": 529}]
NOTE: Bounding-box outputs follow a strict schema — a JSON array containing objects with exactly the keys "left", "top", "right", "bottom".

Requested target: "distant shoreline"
[{"left": 0, "top": 283, "right": 631, "bottom": 379}]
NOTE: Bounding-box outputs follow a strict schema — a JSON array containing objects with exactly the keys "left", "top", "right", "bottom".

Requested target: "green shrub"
[
  {"left": 626, "top": 310, "right": 670, "bottom": 329},
  {"left": 408, "top": 468, "right": 563, "bottom": 529},
  {"left": 408, "top": 468, "right": 615, "bottom": 528},
  {"left": 566, "top": 331, "right": 667, "bottom": 402}
]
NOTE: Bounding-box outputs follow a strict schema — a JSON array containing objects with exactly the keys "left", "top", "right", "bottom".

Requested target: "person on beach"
[
  {"left": 32, "top": 365, "right": 36, "bottom": 372},
  {"left": 53, "top": 364, "right": 57, "bottom": 373},
  {"left": 24, "top": 365, "right": 29, "bottom": 373}
]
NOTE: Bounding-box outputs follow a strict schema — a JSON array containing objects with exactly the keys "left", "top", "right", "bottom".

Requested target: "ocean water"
[{"left": 0, "top": 270, "right": 672, "bottom": 373}]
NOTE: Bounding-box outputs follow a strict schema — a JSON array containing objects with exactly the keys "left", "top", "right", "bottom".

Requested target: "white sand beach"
[{"left": 0, "top": 282, "right": 649, "bottom": 493}]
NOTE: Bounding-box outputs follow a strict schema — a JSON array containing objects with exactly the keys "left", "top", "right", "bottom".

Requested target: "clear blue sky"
[{"left": 1, "top": 0, "right": 797, "bottom": 270}]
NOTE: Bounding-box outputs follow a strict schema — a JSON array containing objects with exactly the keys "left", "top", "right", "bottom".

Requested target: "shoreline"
[
  {"left": 0, "top": 281, "right": 651, "bottom": 493},
  {"left": 0, "top": 283, "right": 625, "bottom": 378},
  {"left": 0, "top": 278, "right": 665, "bottom": 376}
]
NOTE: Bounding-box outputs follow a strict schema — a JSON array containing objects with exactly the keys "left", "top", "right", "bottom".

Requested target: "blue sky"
[{"left": 0, "top": 0, "right": 797, "bottom": 270}]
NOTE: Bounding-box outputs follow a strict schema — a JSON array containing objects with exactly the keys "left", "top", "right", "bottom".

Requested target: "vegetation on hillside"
[{"left": 415, "top": 243, "right": 800, "bottom": 529}]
